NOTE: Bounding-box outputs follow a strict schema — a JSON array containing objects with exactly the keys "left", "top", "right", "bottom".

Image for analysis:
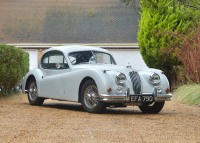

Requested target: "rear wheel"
[
  {"left": 139, "top": 102, "right": 165, "bottom": 114},
  {"left": 81, "top": 80, "right": 106, "bottom": 113},
  {"left": 27, "top": 78, "right": 44, "bottom": 106}
]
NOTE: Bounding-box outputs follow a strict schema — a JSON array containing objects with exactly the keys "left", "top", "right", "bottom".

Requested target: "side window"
[{"left": 41, "top": 50, "right": 69, "bottom": 69}]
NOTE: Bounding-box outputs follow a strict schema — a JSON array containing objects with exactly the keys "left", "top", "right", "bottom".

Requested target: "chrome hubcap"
[{"left": 84, "top": 85, "right": 99, "bottom": 108}]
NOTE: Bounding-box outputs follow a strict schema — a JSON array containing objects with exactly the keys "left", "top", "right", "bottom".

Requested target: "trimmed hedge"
[{"left": 0, "top": 44, "right": 29, "bottom": 95}]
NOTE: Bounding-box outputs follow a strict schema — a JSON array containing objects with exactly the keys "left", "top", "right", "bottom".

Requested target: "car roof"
[{"left": 45, "top": 45, "right": 110, "bottom": 54}]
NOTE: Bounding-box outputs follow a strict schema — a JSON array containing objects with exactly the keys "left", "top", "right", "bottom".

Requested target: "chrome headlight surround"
[
  {"left": 149, "top": 73, "right": 160, "bottom": 85},
  {"left": 116, "top": 73, "right": 126, "bottom": 84}
]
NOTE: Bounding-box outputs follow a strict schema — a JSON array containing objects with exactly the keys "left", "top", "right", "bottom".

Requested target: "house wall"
[
  {"left": 25, "top": 49, "right": 38, "bottom": 70},
  {"left": 108, "top": 49, "right": 147, "bottom": 70}
]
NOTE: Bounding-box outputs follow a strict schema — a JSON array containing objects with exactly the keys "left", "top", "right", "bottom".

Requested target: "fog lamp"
[
  {"left": 156, "top": 86, "right": 162, "bottom": 94},
  {"left": 116, "top": 86, "right": 123, "bottom": 94}
]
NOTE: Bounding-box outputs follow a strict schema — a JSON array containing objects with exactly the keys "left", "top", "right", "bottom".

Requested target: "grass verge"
[{"left": 173, "top": 84, "right": 200, "bottom": 106}]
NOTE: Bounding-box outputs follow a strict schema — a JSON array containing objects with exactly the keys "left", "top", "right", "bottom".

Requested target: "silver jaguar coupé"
[{"left": 22, "top": 45, "right": 172, "bottom": 113}]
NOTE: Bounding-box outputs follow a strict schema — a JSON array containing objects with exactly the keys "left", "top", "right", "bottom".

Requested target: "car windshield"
[{"left": 68, "top": 51, "right": 116, "bottom": 65}]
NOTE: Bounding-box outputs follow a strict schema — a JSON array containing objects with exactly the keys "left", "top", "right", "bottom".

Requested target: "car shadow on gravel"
[
  {"left": 42, "top": 102, "right": 85, "bottom": 112},
  {"left": 105, "top": 108, "right": 142, "bottom": 114},
  {"left": 22, "top": 101, "right": 170, "bottom": 115},
  {"left": 37, "top": 102, "right": 169, "bottom": 115},
  {"left": 41, "top": 102, "right": 140, "bottom": 114}
]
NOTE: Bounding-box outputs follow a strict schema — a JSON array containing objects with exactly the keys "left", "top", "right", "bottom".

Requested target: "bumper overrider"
[{"left": 99, "top": 87, "right": 172, "bottom": 103}]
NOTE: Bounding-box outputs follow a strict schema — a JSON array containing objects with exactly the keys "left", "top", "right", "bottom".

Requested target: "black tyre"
[
  {"left": 27, "top": 78, "right": 44, "bottom": 106},
  {"left": 80, "top": 80, "right": 106, "bottom": 113},
  {"left": 139, "top": 102, "right": 165, "bottom": 114}
]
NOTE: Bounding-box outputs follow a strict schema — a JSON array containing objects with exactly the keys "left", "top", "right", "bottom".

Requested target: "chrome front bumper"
[
  {"left": 99, "top": 94, "right": 130, "bottom": 103},
  {"left": 99, "top": 88, "right": 172, "bottom": 103}
]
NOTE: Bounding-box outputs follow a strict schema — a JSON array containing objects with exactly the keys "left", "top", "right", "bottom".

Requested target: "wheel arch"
[
  {"left": 25, "top": 75, "right": 36, "bottom": 92},
  {"left": 78, "top": 76, "right": 96, "bottom": 102},
  {"left": 22, "top": 68, "right": 45, "bottom": 94}
]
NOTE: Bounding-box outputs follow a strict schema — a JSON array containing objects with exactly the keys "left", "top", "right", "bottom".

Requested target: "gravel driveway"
[{"left": 0, "top": 93, "right": 200, "bottom": 143}]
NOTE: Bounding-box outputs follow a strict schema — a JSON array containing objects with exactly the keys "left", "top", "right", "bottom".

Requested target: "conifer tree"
[{"left": 138, "top": 0, "right": 199, "bottom": 85}]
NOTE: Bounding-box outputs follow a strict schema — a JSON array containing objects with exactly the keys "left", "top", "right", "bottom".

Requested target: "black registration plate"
[{"left": 130, "top": 95, "right": 154, "bottom": 102}]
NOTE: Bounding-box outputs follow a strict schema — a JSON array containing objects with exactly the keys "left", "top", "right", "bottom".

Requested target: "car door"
[{"left": 39, "top": 50, "right": 70, "bottom": 99}]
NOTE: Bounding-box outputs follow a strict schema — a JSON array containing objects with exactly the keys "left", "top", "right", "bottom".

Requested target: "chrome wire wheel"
[
  {"left": 84, "top": 85, "right": 99, "bottom": 109},
  {"left": 28, "top": 81, "right": 38, "bottom": 101},
  {"left": 81, "top": 80, "right": 106, "bottom": 113},
  {"left": 27, "top": 78, "right": 44, "bottom": 106}
]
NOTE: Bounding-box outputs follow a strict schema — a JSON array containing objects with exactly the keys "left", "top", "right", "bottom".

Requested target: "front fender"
[
  {"left": 138, "top": 68, "right": 170, "bottom": 94},
  {"left": 90, "top": 70, "right": 131, "bottom": 95},
  {"left": 78, "top": 69, "right": 110, "bottom": 94},
  {"left": 78, "top": 69, "right": 128, "bottom": 95}
]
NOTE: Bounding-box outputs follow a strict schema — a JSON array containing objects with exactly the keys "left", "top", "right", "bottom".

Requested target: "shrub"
[
  {"left": 175, "top": 25, "right": 200, "bottom": 83},
  {"left": 0, "top": 44, "right": 29, "bottom": 95},
  {"left": 174, "top": 84, "right": 200, "bottom": 106}
]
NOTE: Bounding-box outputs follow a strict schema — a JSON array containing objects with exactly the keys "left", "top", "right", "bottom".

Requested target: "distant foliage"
[
  {"left": 138, "top": 0, "right": 200, "bottom": 86},
  {"left": 0, "top": 44, "right": 29, "bottom": 95},
  {"left": 176, "top": 26, "right": 200, "bottom": 83}
]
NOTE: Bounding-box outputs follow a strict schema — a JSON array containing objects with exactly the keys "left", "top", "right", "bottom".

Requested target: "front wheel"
[
  {"left": 27, "top": 78, "right": 44, "bottom": 106},
  {"left": 139, "top": 102, "right": 165, "bottom": 114},
  {"left": 80, "top": 80, "right": 106, "bottom": 113}
]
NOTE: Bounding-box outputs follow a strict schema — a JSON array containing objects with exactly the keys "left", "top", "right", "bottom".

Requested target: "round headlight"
[
  {"left": 116, "top": 73, "right": 126, "bottom": 84},
  {"left": 149, "top": 73, "right": 160, "bottom": 85}
]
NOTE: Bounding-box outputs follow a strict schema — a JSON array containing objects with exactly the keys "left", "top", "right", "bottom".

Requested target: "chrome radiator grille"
[{"left": 129, "top": 71, "right": 141, "bottom": 94}]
